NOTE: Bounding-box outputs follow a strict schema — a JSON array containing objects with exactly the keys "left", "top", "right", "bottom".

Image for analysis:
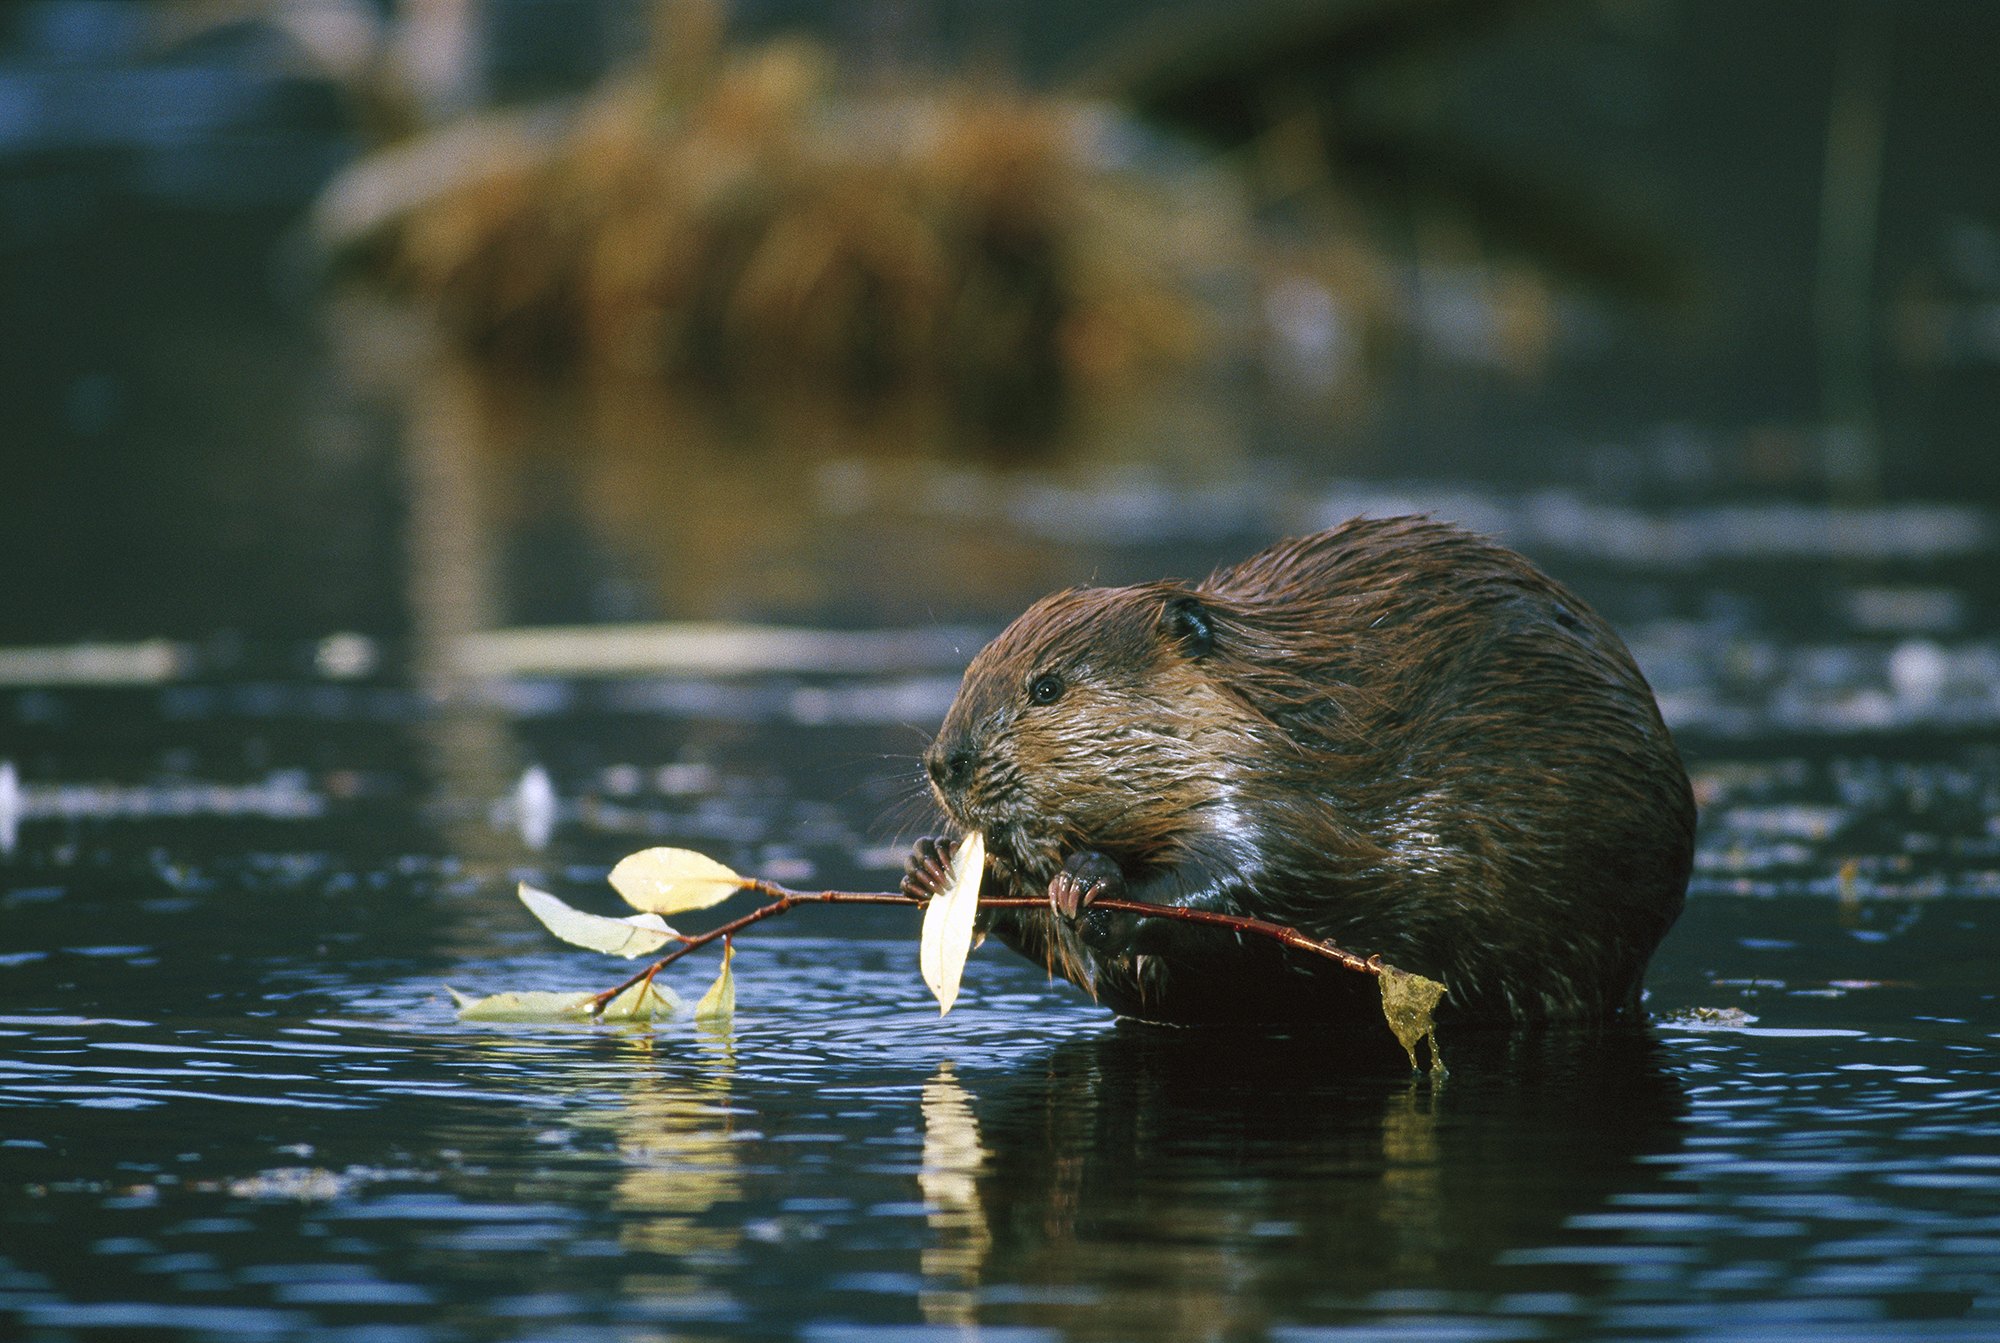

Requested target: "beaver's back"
[{"left": 1187, "top": 518, "right": 1694, "bottom": 1019}]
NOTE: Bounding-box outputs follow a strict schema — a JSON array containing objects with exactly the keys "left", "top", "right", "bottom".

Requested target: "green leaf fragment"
[
  {"left": 447, "top": 979, "right": 680, "bottom": 1023},
  {"left": 603, "top": 977, "right": 682, "bottom": 1020},
  {"left": 694, "top": 941, "right": 735, "bottom": 1023},
  {"left": 1378, "top": 966, "right": 1448, "bottom": 1074},
  {"left": 449, "top": 987, "right": 598, "bottom": 1021}
]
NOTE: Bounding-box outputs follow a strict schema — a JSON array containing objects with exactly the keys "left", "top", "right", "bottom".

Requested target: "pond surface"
[{"left": 3, "top": 659, "right": 2000, "bottom": 1341}]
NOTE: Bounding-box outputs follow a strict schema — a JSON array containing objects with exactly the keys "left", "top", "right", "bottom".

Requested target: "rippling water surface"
[{"left": 3, "top": 673, "right": 1998, "bottom": 1342}]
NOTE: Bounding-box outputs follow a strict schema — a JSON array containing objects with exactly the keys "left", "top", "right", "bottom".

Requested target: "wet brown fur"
[{"left": 916, "top": 515, "right": 1695, "bottom": 1026}]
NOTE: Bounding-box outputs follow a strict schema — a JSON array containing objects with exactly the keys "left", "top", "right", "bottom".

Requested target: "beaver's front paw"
[
  {"left": 1051, "top": 852, "right": 1147, "bottom": 955},
  {"left": 901, "top": 836, "right": 953, "bottom": 901},
  {"left": 1049, "top": 851, "right": 1125, "bottom": 920}
]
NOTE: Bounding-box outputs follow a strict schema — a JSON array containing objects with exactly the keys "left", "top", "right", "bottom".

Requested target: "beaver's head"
[{"left": 923, "top": 583, "right": 1276, "bottom": 888}]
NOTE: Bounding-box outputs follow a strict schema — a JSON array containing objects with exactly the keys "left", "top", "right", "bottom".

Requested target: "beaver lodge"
[{"left": 311, "top": 0, "right": 1666, "bottom": 442}]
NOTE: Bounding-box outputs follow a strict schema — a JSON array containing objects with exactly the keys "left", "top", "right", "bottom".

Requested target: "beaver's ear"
[{"left": 1163, "top": 595, "right": 1215, "bottom": 658}]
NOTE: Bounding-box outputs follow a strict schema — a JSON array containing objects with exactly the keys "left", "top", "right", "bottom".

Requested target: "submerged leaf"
[
  {"left": 1378, "top": 966, "right": 1448, "bottom": 1073},
  {"left": 449, "top": 986, "right": 597, "bottom": 1021},
  {"left": 609, "top": 847, "right": 750, "bottom": 914},
  {"left": 695, "top": 940, "right": 735, "bottom": 1023},
  {"left": 919, "top": 830, "right": 984, "bottom": 1016},
  {"left": 518, "top": 882, "right": 677, "bottom": 957},
  {"left": 603, "top": 976, "right": 681, "bottom": 1020}
]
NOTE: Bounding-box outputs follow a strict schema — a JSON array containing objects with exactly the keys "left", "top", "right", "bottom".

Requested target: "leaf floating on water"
[
  {"left": 448, "top": 986, "right": 597, "bottom": 1022},
  {"left": 919, "top": 830, "right": 984, "bottom": 1016},
  {"left": 1378, "top": 966, "right": 1448, "bottom": 1074},
  {"left": 603, "top": 977, "right": 681, "bottom": 1020},
  {"left": 518, "top": 882, "right": 677, "bottom": 957},
  {"left": 608, "top": 846, "right": 751, "bottom": 914},
  {"left": 695, "top": 940, "right": 735, "bottom": 1024},
  {"left": 448, "top": 980, "right": 678, "bottom": 1023}
]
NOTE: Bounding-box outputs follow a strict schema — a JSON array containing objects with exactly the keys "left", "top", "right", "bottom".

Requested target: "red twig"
[
  {"left": 585, "top": 883, "right": 1379, "bottom": 1016},
  {"left": 1082, "top": 898, "right": 1384, "bottom": 977},
  {"left": 586, "top": 886, "right": 911, "bottom": 1013}
]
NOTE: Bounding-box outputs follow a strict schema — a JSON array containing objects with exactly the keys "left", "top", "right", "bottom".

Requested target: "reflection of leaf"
[
  {"left": 920, "top": 1061, "right": 986, "bottom": 1212},
  {"left": 519, "top": 883, "right": 678, "bottom": 957},
  {"left": 694, "top": 941, "right": 735, "bottom": 1024},
  {"left": 609, "top": 847, "right": 750, "bottom": 914},
  {"left": 1378, "top": 967, "right": 1448, "bottom": 1073},
  {"left": 609, "top": 1081, "right": 743, "bottom": 1258},
  {"left": 449, "top": 987, "right": 597, "bottom": 1021},
  {"left": 919, "top": 831, "right": 985, "bottom": 1016},
  {"left": 919, "top": 1061, "right": 989, "bottom": 1324}
]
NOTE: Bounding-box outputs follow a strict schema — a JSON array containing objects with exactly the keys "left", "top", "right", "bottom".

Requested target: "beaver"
[{"left": 902, "top": 515, "right": 1694, "bottom": 1026}]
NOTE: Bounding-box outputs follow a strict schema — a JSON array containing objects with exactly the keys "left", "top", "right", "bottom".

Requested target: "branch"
[
  {"left": 586, "top": 884, "right": 1380, "bottom": 1015},
  {"left": 1081, "top": 897, "right": 1385, "bottom": 977}
]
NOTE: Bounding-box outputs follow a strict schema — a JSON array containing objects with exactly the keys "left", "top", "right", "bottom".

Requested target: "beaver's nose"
[{"left": 927, "top": 746, "right": 975, "bottom": 793}]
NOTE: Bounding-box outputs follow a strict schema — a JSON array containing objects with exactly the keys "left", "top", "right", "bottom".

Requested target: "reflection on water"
[
  {"left": 497, "top": 1024, "right": 754, "bottom": 1285},
  {"left": 916, "top": 1062, "right": 987, "bottom": 1327},
  {"left": 930, "top": 1026, "right": 1690, "bottom": 1337},
  {"left": 331, "top": 292, "right": 1262, "bottom": 643}
]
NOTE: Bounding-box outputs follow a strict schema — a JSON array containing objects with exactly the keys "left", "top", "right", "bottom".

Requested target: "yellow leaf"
[
  {"left": 919, "top": 830, "right": 984, "bottom": 1016},
  {"left": 1378, "top": 966, "right": 1448, "bottom": 1073},
  {"left": 608, "top": 847, "right": 750, "bottom": 914},
  {"left": 603, "top": 977, "right": 681, "bottom": 1020},
  {"left": 518, "top": 883, "right": 678, "bottom": 957},
  {"left": 449, "top": 987, "right": 596, "bottom": 1021},
  {"left": 694, "top": 941, "right": 735, "bottom": 1023}
]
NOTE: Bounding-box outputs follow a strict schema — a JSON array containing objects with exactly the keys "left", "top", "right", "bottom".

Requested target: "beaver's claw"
[
  {"left": 901, "top": 836, "right": 953, "bottom": 901},
  {"left": 1049, "top": 851, "right": 1125, "bottom": 922}
]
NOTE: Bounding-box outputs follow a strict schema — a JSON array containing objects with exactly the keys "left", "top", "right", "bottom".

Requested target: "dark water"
[{"left": 4, "top": 671, "right": 2000, "bottom": 1341}]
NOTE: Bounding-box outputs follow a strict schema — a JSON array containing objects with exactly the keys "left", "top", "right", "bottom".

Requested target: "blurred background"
[
  {"left": 6, "top": 12, "right": 2000, "bottom": 1337},
  {"left": 1, "top": 0, "right": 1997, "bottom": 731}
]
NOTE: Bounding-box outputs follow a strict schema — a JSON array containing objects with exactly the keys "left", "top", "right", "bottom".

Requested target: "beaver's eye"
[{"left": 1028, "top": 673, "right": 1065, "bottom": 705}]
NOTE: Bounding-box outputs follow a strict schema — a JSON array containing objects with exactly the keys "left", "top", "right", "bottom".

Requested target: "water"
[{"left": 4, "top": 667, "right": 2000, "bottom": 1340}]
